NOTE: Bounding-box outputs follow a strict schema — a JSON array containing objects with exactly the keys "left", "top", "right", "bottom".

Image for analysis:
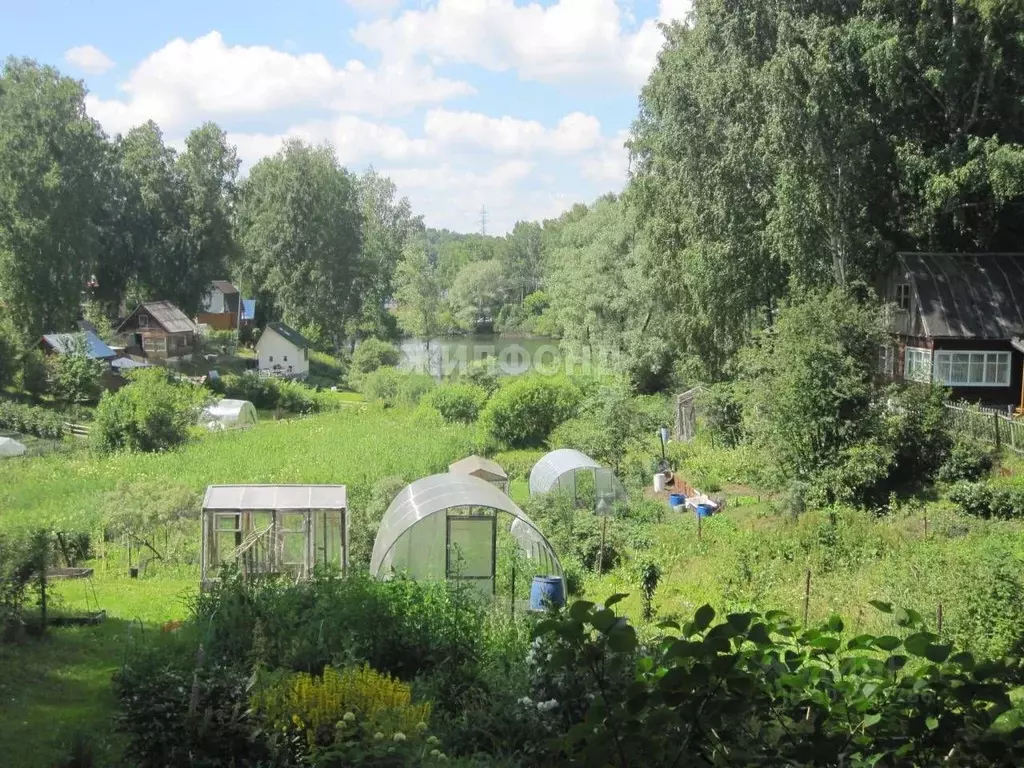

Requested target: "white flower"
[
  {"left": 393, "top": 732, "right": 406, "bottom": 742},
  {"left": 518, "top": 696, "right": 533, "bottom": 706},
  {"left": 536, "top": 699, "right": 559, "bottom": 712}
]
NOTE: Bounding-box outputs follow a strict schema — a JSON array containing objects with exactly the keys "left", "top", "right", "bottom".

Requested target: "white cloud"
[
  {"left": 86, "top": 31, "right": 474, "bottom": 136},
  {"left": 344, "top": 0, "right": 401, "bottom": 12},
  {"left": 64, "top": 45, "right": 115, "bottom": 75},
  {"left": 353, "top": 0, "right": 692, "bottom": 86},
  {"left": 580, "top": 130, "right": 631, "bottom": 186},
  {"left": 423, "top": 109, "right": 602, "bottom": 154}
]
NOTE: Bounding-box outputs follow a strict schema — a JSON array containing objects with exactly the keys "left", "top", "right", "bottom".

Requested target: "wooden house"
[
  {"left": 115, "top": 301, "right": 197, "bottom": 362},
  {"left": 197, "top": 281, "right": 241, "bottom": 331},
  {"left": 880, "top": 252, "right": 1024, "bottom": 408},
  {"left": 256, "top": 322, "right": 310, "bottom": 379}
]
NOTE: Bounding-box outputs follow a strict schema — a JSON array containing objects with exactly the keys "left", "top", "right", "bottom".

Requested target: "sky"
[{"left": 1, "top": 0, "right": 693, "bottom": 234}]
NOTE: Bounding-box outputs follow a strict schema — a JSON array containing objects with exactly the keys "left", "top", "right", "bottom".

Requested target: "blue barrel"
[
  {"left": 530, "top": 576, "right": 566, "bottom": 611},
  {"left": 696, "top": 504, "right": 714, "bottom": 519},
  {"left": 668, "top": 493, "right": 686, "bottom": 508}
]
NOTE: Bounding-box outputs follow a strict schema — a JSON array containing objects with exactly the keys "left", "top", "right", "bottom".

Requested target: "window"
[
  {"left": 283, "top": 355, "right": 288, "bottom": 362},
  {"left": 933, "top": 350, "right": 1010, "bottom": 387},
  {"left": 138, "top": 314, "right": 149, "bottom": 328},
  {"left": 143, "top": 336, "right": 167, "bottom": 354},
  {"left": 269, "top": 355, "right": 274, "bottom": 362},
  {"left": 304, "top": 349, "right": 308, "bottom": 361},
  {"left": 904, "top": 346, "right": 932, "bottom": 382},
  {"left": 878, "top": 345, "right": 895, "bottom": 376},
  {"left": 895, "top": 284, "right": 911, "bottom": 311}
]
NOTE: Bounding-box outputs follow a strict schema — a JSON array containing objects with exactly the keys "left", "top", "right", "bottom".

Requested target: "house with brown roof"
[
  {"left": 880, "top": 252, "right": 1024, "bottom": 408},
  {"left": 115, "top": 301, "right": 198, "bottom": 362},
  {"left": 198, "top": 280, "right": 241, "bottom": 331}
]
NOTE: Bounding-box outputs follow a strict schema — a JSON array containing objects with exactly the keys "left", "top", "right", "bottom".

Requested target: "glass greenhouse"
[
  {"left": 529, "top": 448, "right": 628, "bottom": 507},
  {"left": 370, "top": 473, "right": 563, "bottom": 602},
  {"left": 449, "top": 455, "right": 509, "bottom": 494},
  {"left": 200, "top": 398, "right": 258, "bottom": 430},
  {"left": 201, "top": 484, "right": 348, "bottom": 588}
]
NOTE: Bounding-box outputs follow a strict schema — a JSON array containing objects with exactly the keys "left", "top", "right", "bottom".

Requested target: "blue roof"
[
  {"left": 241, "top": 299, "right": 255, "bottom": 321},
  {"left": 41, "top": 331, "right": 115, "bottom": 360}
]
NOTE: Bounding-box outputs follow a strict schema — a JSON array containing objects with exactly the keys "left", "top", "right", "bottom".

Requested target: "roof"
[
  {"left": 528, "top": 448, "right": 628, "bottom": 500},
  {"left": 241, "top": 299, "right": 256, "bottom": 321},
  {"left": 210, "top": 280, "right": 239, "bottom": 295},
  {"left": 899, "top": 253, "right": 1024, "bottom": 339},
  {"left": 111, "top": 357, "right": 150, "bottom": 370},
  {"left": 265, "top": 321, "right": 310, "bottom": 349},
  {"left": 76, "top": 319, "right": 99, "bottom": 334},
  {"left": 369, "top": 473, "right": 561, "bottom": 577},
  {"left": 203, "top": 484, "right": 346, "bottom": 511},
  {"left": 449, "top": 455, "right": 508, "bottom": 482},
  {"left": 118, "top": 301, "right": 197, "bottom": 334},
  {"left": 41, "top": 331, "right": 116, "bottom": 360}
]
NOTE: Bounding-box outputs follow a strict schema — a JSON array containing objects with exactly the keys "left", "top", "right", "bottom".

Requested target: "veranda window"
[
  {"left": 904, "top": 347, "right": 932, "bottom": 383},
  {"left": 933, "top": 351, "right": 1010, "bottom": 387}
]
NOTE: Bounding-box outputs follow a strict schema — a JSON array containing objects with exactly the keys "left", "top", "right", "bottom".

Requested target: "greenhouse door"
[{"left": 446, "top": 514, "right": 496, "bottom": 598}]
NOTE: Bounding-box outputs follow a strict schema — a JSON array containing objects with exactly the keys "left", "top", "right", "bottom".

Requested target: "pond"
[{"left": 399, "top": 335, "right": 564, "bottom": 378}]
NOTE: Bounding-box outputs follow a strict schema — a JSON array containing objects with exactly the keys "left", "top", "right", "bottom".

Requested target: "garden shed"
[
  {"left": 200, "top": 484, "right": 348, "bottom": 589},
  {"left": 370, "top": 473, "right": 563, "bottom": 600},
  {"left": 201, "top": 399, "right": 258, "bottom": 430},
  {"left": 0, "top": 437, "right": 27, "bottom": 458},
  {"left": 449, "top": 455, "right": 509, "bottom": 494},
  {"left": 529, "top": 448, "right": 628, "bottom": 506}
]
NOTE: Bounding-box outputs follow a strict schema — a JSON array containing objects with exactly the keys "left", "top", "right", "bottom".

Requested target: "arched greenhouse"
[{"left": 528, "top": 448, "right": 628, "bottom": 507}]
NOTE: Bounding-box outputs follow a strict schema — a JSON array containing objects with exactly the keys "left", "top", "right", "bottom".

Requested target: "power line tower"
[{"left": 479, "top": 205, "right": 487, "bottom": 236}]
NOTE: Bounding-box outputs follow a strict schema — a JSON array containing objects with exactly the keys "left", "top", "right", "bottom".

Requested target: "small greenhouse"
[
  {"left": 449, "top": 455, "right": 509, "bottom": 494},
  {"left": 370, "top": 473, "right": 563, "bottom": 602},
  {"left": 0, "top": 437, "right": 27, "bottom": 458},
  {"left": 529, "top": 448, "right": 628, "bottom": 507},
  {"left": 201, "top": 484, "right": 348, "bottom": 588},
  {"left": 201, "top": 398, "right": 258, "bottom": 430}
]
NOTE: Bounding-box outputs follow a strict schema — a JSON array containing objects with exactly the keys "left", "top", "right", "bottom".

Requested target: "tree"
[
  {"left": 0, "top": 58, "right": 107, "bottom": 338},
  {"left": 394, "top": 238, "right": 442, "bottom": 346},
  {"left": 450, "top": 259, "right": 505, "bottom": 329},
  {"left": 234, "top": 140, "right": 363, "bottom": 348},
  {"left": 502, "top": 220, "right": 543, "bottom": 304},
  {"left": 46, "top": 338, "right": 104, "bottom": 404}
]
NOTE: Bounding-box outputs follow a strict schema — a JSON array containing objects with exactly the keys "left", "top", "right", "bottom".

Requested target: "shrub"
[
  {"left": 424, "top": 383, "right": 488, "bottom": 423},
  {"left": 938, "top": 437, "right": 994, "bottom": 483},
  {"left": 91, "top": 368, "right": 209, "bottom": 453},
  {"left": 0, "top": 529, "right": 49, "bottom": 642},
  {"left": 397, "top": 373, "right": 436, "bottom": 407},
  {"left": 479, "top": 375, "right": 581, "bottom": 448},
  {"left": 460, "top": 358, "right": 500, "bottom": 395},
  {"left": 349, "top": 338, "right": 401, "bottom": 388},
  {"left": 360, "top": 366, "right": 403, "bottom": 406},
  {"left": 700, "top": 382, "right": 743, "bottom": 448},
  {"left": 0, "top": 399, "right": 66, "bottom": 439},
  {"left": 46, "top": 343, "right": 105, "bottom": 404},
  {"left": 211, "top": 371, "right": 315, "bottom": 413},
  {"left": 493, "top": 449, "right": 546, "bottom": 481},
  {"left": 948, "top": 481, "right": 1024, "bottom": 519},
  {"left": 17, "top": 349, "right": 48, "bottom": 396},
  {"left": 349, "top": 475, "right": 407, "bottom": 570}
]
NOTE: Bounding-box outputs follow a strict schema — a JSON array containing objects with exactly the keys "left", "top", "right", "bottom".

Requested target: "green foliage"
[
  {"left": 211, "top": 371, "right": 315, "bottom": 414},
  {"left": 938, "top": 437, "right": 995, "bottom": 484},
  {"left": 459, "top": 358, "right": 499, "bottom": 395},
  {"left": 0, "top": 529, "right": 49, "bottom": 642},
  {"left": 308, "top": 350, "right": 347, "bottom": 388},
  {"left": 948, "top": 481, "right": 1024, "bottom": 520},
  {"left": 91, "top": 367, "right": 208, "bottom": 453},
  {"left": 479, "top": 374, "right": 582, "bottom": 448},
  {"left": 17, "top": 348, "right": 48, "bottom": 396},
  {"left": 359, "top": 366, "right": 403, "bottom": 406},
  {"left": 349, "top": 338, "right": 400, "bottom": 389},
  {"left": 394, "top": 238, "right": 443, "bottom": 341},
  {"left": 423, "top": 382, "right": 488, "bottom": 424},
  {"left": 533, "top": 598, "right": 1024, "bottom": 766},
  {"left": 450, "top": 259, "right": 505, "bottom": 329},
  {"left": 46, "top": 343, "right": 104, "bottom": 405},
  {"left": 0, "top": 399, "right": 67, "bottom": 439},
  {"left": 699, "top": 382, "right": 743, "bottom": 448}
]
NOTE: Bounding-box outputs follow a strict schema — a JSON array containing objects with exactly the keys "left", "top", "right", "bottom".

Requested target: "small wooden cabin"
[{"left": 115, "top": 301, "right": 197, "bottom": 362}]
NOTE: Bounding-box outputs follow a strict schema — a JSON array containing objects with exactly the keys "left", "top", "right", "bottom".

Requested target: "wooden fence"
[
  {"left": 943, "top": 404, "right": 1024, "bottom": 454},
  {"left": 63, "top": 422, "right": 90, "bottom": 438}
]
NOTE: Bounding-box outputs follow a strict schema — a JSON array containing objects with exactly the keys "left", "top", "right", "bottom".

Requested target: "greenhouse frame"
[
  {"left": 200, "top": 484, "right": 348, "bottom": 588},
  {"left": 369, "top": 473, "right": 563, "bottom": 600},
  {"left": 528, "top": 448, "right": 628, "bottom": 506},
  {"left": 201, "top": 398, "right": 258, "bottom": 430},
  {"left": 449, "top": 455, "right": 509, "bottom": 494}
]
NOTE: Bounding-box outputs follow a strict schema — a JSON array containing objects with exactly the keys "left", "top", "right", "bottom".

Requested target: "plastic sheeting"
[
  {"left": 203, "top": 484, "right": 347, "bottom": 511},
  {"left": 0, "top": 437, "right": 27, "bottom": 457},
  {"left": 201, "top": 398, "right": 258, "bottom": 430},
  {"left": 528, "top": 448, "right": 628, "bottom": 501},
  {"left": 370, "top": 473, "right": 563, "bottom": 583}
]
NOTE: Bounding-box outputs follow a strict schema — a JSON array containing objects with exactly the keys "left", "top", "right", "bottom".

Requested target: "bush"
[
  {"left": 479, "top": 375, "right": 581, "bottom": 448},
  {"left": 0, "top": 399, "right": 66, "bottom": 439},
  {"left": 397, "top": 373, "right": 436, "bottom": 407},
  {"left": 424, "top": 383, "right": 488, "bottom": 423},
  {"left": 360, "top": 366, "right": 403, "bottom": 406},
  {"left": 349, "top": 338, "right": 401, "bottom": 389},
  {"left": 349, "top": 476, "right": 408, "bottom": 571},
  {"left": 948, "top": 481, "right": 1024, "bottom": 519},
  {"left": 17, "top": 349, "right": 48, "bottom": 396},
  {"left": 46, "top": 344, "right": 105, "bottom": 404},
  {"left": 92, "top": 368, "right": 209, "bottom": 453},
  {"left": 493, "top": 449, "right": 546, "bottom": 481},
  {"left": 938, "top": 437, "right": 994, "bottom": 483},
  {"left": 0, "top": 529, "right": 49, "bottom": 642},
  {"left": 211, "top": 371, "right": 315, "bottom": 414},
  {"left": 309, "top": 350, "right": 347, "bottom": 387},
  {"left": 700, "top": 382, "right": 743, "bottom": 448},
  {"left": 459, "top": 358, "right": 499, "bottom": 395}
]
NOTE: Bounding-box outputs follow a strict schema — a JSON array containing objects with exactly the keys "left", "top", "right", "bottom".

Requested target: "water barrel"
[
  {"left": 653, "top": 473, "right": 667, "bottom": 493},
  {"left": 696, "top": 504, "right": 714, "bottom": 519},
  {"left": 668, "top": 493, "right": 686, "bottom": 508},
  {"left": 530, "top": 576, "right": 566, "bottom": 611}
]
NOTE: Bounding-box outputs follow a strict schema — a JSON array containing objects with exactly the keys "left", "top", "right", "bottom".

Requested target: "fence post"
[
  {"left": 994, "top": 411, "right": 1002, "bottom": 451},
  {"left": 803, "top": 569, "right": 812, "bottom": 627}
]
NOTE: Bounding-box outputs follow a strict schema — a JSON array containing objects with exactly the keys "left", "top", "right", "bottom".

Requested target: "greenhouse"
[
  {"left": 370, "top": 473, "right": 563, "bottom": 603},
  {"left": 200, "top": 484, "right": 348, "bottom": 588},
  {"left": 0, "top": 437, "right": 26, "bottom": 458},
  {"left": 200, "top": 398, "right": 258, "bottom": 430},
  {"left": 449, "top": 455, "right": 509, "bottom": 494},
  {"left": 529, "top": 448, "right": 628, "bottom": 507}
]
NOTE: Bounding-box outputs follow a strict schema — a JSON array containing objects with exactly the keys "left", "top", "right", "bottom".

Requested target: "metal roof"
[
  {"left": 241, "top": 299, "right": 256, "bottom": 321},
  {"left": 449, "top": 455, "right": 508, "bottom": 482},
  {"left": 899, "top": 252, "right": 1024, "bottom": 339},
  {"left": 118, "top": 301, "right": 197, "bottom": 334},
  {"left": 528, "top": 448, "right": 628, "bottom": 500},
  {"left": 111, "top": 357, "right": 150, "bottom": 370},
  {"left": 203, "top": 484, "right": 347, "bottom": 510},
  {"left": 41, "top": 331, "right": 115, "bottom": 360},
  {"left": 370, "top": 473, "right": 559, "bottom": 577},
  {"left": 266, "top": 321, "right": 310, "bottom": 349},
  {"left": 210, "top": 280, "right": 239, "bottom": 295}
]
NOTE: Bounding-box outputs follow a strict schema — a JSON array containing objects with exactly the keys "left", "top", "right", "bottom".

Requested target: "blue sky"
[{"left": 1, "top": 0, "right": 692, "bottom": 233}]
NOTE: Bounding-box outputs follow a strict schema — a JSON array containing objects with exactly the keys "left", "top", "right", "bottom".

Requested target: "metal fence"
[{"left": 943, "top": 404, "right": 1024, "bottom": 454}]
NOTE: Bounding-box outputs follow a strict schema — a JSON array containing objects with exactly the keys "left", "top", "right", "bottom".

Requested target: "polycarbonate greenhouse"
[
  {"left": 449, "top": 455, "right": 509, "bottom": 494},
  {"left": 528, "top": 448, "right": 628, "bottom": 506},
  {"left": 200, "top": 398, "right": 258, "bottom": 430},
  {"left": 201, "top": 484, "right": 348, "bottom": 588},
  {"left": 370, "top": 473, "right": 563, "bottom": 600}
]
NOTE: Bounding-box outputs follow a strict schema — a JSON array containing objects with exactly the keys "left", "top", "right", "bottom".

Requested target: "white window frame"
[
  {"left": 933, "top": 350, "right": 1011, "bottom": 388},
  {"left": 878, "top": 345, "right": 895, "bottom": 376},
  {"left": 143, "top": 336, "right": 167, "bottom": 354},
  {"left": 904, "top": 346, "right": 932, "bottom": 383},
  {"left": 895, "top": 283, "right": 911, "bottom": 312}
]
